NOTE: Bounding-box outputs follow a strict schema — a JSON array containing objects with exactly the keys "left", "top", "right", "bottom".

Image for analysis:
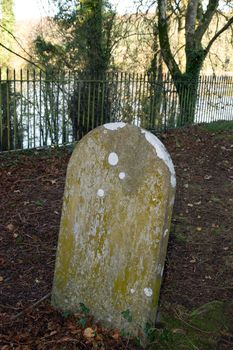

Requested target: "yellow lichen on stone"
[{"left": 52, "top": 123, "right": 176, "bottom": 339}]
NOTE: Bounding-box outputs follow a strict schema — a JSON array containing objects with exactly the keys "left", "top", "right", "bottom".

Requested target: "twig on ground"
[
  {"left": 11, "top": 292, "right": 51, "bottom": 320},
  {"left": 174, "top": 310, "right": 213, "bottom": 334}
]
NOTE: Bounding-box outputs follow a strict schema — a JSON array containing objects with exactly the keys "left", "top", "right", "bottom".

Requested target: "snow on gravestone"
[{"left": 52, "top": 122, "right": 176, "bottom": 335}]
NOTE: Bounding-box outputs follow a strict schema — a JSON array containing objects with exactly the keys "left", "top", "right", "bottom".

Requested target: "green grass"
[
  {"left": 200, "top": 120, "right": 233, "bottom": 132},
  {"left": 146, "top": 301, "right": 233, "bottom": 350}
]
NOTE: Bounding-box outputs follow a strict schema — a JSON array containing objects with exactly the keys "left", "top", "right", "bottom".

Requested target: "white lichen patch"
[
  {"left": 163, "top": 229, "right": 169, "bottom": 237},
  {"left": 161, "top": 266, "right": 164, "bottom": 277},
  {"left": 144, "top": 287, "right": 153, "bottom": 297},
  {"left": 170, "top": 196, "right": 175, "bottom": 206},
  {"left": 119, "top": 172, "right": 126, "bottom": 180},
  {"left": 97, "top": 189, "right": 105, "bottom": 197},
  {"left": 130, "top": 288, "right": 136, "bottom": 294},
  {"left": 97, "top": 252, "right": 102, "bottom": 260},
  {"left": 104, "top": 122, "right": 126, "bottom": 130},
  {"left": 73, "top": 222, "right": 79, "bottom": 236},
  {"left": 141, "top": 129, "right": 176, "bottom": 188},
  {"left": 157, "top": 264, "right": 162, "bottom": 275},
  {"left": 108, "top": 152, "right": 119, "bottom": 166}
]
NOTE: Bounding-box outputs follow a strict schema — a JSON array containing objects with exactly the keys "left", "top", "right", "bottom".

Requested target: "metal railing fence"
[{"left": 0, "top": 69, "right": 233, "bottom": 151}]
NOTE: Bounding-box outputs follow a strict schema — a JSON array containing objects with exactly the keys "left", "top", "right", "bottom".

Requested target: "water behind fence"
[{"left": 0, "top": 70, "right": 233, "bottom": 151}]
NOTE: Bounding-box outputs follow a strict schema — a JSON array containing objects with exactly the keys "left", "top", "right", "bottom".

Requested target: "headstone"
[{"left": 52, "top": 122, "right": 176, "bottom": 338}]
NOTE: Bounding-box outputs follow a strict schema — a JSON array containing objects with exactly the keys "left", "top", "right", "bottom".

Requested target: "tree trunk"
[
  {"left": 0, "top": 82, "right": 12, "bottom": 151},
  {"left": 0, "top": 81, "right": 23, "bottom": 151},
  {"left": 69, "top": 0, "right": 113, "bottom": 140},
  {"left": 174, "top": 72, "right": 199, "bottom": 126}
]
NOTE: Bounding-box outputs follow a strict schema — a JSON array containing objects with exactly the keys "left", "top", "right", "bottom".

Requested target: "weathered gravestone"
[{"left": 52, "top": 122, "right": 176, "bottom": 338}]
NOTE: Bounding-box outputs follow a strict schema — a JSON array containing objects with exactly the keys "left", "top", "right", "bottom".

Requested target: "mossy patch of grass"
[
  {"left": 200, "top": 120, "right": 233, "bottom": 133},
  {"left": 146, "top": 301, "right": 233, "bottom": 350},
  {"left": 214, "top": 133, "right": 233, "bottom": 142}
]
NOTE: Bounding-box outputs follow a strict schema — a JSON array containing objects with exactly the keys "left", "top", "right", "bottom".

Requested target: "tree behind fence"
[{"left": 0, "top": 70, "right": 233, "bottom": 151}]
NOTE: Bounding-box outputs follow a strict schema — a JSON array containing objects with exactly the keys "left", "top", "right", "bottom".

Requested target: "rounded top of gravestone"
[{"left": 102, "top": 122, "right": 176, "bottom": 188}]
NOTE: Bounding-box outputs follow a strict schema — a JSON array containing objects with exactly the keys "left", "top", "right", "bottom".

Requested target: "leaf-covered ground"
[{"left": 0, "top": 124, "right": 233, "bottom": 349}]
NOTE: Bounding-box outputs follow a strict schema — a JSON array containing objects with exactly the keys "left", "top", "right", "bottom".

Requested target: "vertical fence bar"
[
  {"left": 108, "top": 72, "right": 112, "bottom": 123},
  {"left": 117, "top": 72, "right": 123, "bottom": 121},
  {"left": 131, "top": 72, "right": 135, "bottom": 125},
  {"left": 114, "top": 71, "right": 118, "bottom": 122},
  {"left": 221, "top": 76, "right": 227, "bottom": 121},
  {"left": 206, "top": 76, "right": 211, "bottom": 124},
  {"left": 44, "top": 71, "right": 48, "bottom": 146},
  {"left": 6, "top": 69, "right": 11, "bottom": 150},
  {"left": 218, "top": 76, "right": 223, "bottom": 121},
  {"left": 163, "top": 73, "right": 168, "bottom": 131},
  {"left": 91, "top": 75, "right": 96, "bottom": 129},
  {"left": 0, "top": 69, "right": 2, "bottom": 150},
  {"left": 67, "top": 70, "right": 72, "bottom": 141},
  {"left": 214, "top": 75, "right": 219, "bottom": 123},
  {"left": 134, "top": 73, "right": 138, "bottom": 126},
  {"left": 207, "top": 75, "right": 212, "bottom": 124},
  {"left": 196, "top": 75, "right": 202, "bottom": 123},
  {"left": 145, "top": 73, "right": 150, "bottom": 128},
  {"left": 77, "top": 78, "right": 81, "bottom": 140},
  {"left": 200, "top": 75, "right": 203, "bottom": 124},
  {"left": 122, "top": 72, "right": 126, "bottom": 122},
  {"left": 81, "top": 79, "right": 85, "bottom": 139},
  {"left": 162, "top": 73, "right": 167, "bottom": 130},
  {"left": 226, "top": 76, "right": 233, "bottom": 121},
  {"left": 163, "top": 74, "right": 168, "bottom": 132},
  {"left": 187, "top": 79, "right": 193, "bottom": 124},
  {"left": 105, "top": 72, "right": 109, "bottom": 123},
  {"left": 148, "top": 73, "right": 154, "bottom": 130},
  {"left": 39, "top": 70, "right": 42, "bottom": 147},
  {"left": 201, "top": 76, "right": 206, "bottom": 124},
  {"left": 150, "top": 73, "right": 156, "bottom": 131},
  {"left": 213, "top": 76, "right": 218, "bottom": 122},
  {"left": 221, "top": 75, "right": 226, "bottom": 121},
  {"left": 26, "top": 69, "right": 30, "bottom": 148},
  {"left": 94, "top": 72, "right": 98, "bottom": 127},
  {"left": 55, "top": 71, "right": 60, "bottom": 145},
  {"left": 100, "top": 73, "right": 105, "bottom": 125},
  {"left": 141, "top": 73, "right": 147, "bottom": 128},
  {"left": 33, "top": 69, "right": 36, "bottom": 148},
  {"left": 61, "top": 70, "right": 66, "bottom": 144},
  {"left": 20, "top": 69, "right": 23, "bottom": 148},
  {"left": 13, "top": 69, "right": 17, "bottom": 149},
  {"left": 87, "top": 78, "right": 91, "bottom": 133},
  {"left": 109, "top": 72, "right": 114, "bottom": 123},
  {"left": 169, "top": 73, "right": 173, "bottom": 130},
  {"left": 127, "top": 71, "right": 131, "bottom": 123},
  {"left": 107, "top": 72, "right": 112, "bottom": 122},
  {"left": 181, "top": 76, "right": 187, "bottom": 126},
  {"left": 51, "top": 71, "right": 55, "bottom": 144},
  {"left": 137, "top": 73, "right": 142, "bottom": 126}
]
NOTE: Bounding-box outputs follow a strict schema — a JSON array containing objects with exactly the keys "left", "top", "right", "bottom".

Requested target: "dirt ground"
[{"left": 0, "top": 125, "right": 233, "bottom": 349}]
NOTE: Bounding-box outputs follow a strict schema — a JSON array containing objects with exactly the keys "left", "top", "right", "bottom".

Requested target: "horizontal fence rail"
[{"left": 0, "top": 69, "right": 233, "bottom": 151}]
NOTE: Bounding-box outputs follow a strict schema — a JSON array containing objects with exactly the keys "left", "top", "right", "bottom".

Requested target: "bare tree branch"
[
  {"left": 195, "top": 0, "right": 219, "bottom": 41},
  {"left": 0, "top": 24, "right": 34, "bottom": 61},
  {"left": 158, "top": 0, "right": 181, "bottom": 76},
  {"left": 185, "top": 0, "right": 199, "bottom": 49},
  {"left": 0, "top": 42, "right": 43, "bottom": 70},
  {"left": 205, "top": 15, "right": 233, "bottom": 55}
]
